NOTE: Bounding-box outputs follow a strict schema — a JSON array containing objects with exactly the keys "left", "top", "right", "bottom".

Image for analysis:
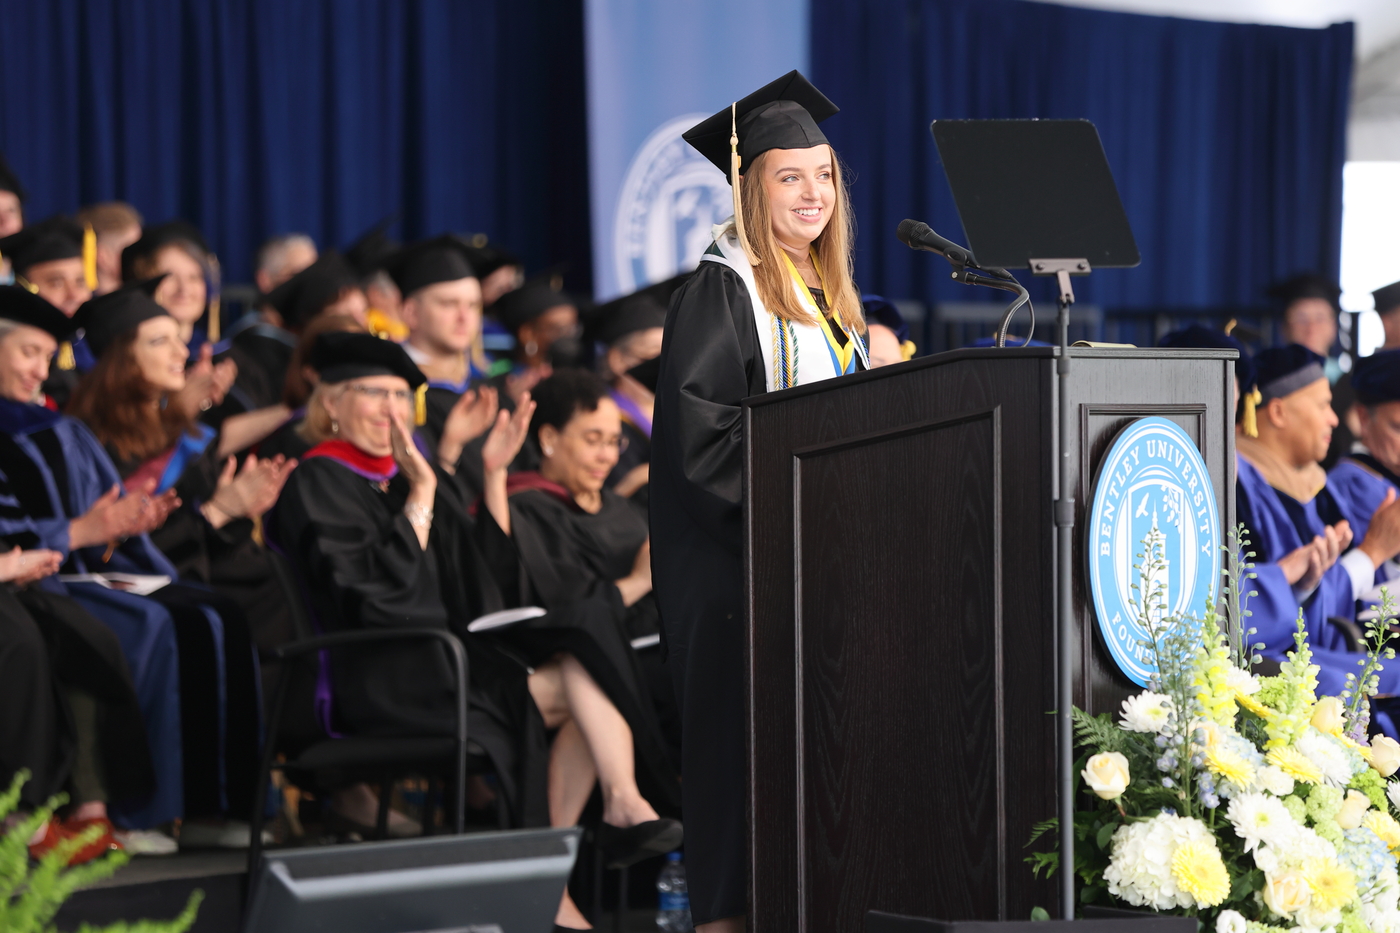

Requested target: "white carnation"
[
  {"left": 1102, "top": 812, "right": 1214, "bottom": 910},
  {"left": 1227, "top": 792, "right": 1302, "bottom": 853},
  {"left": 1215, "top": 909, "right": 1246, "bottom": 933},
  {"left": 1257, "top": 764, "right": 1296, "bottom": 797},
  {"left": 1297, "top": 729, "right": 1359, "bottom": 787},
  {"left": 1224, "top": 666, "right": 1260, "bottom": 695},
  {"left": 1388, "top": 779, "right": 1400, "bottom": 815},
  {"left": 1120, "top": 691, "right": 1174, "bottom": 734}
]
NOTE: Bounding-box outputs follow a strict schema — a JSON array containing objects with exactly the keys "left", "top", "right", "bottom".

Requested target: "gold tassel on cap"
[
  {"left": 81, "top": 224, "right": 98, "bottom": 291},
  {"left": 1223, "top": 318, "right": 1237, "bottom": 336},
  {"left": 414, "top": 383, "right": 427, "bottom": 426},
  {"left": 730, "top": 103, "right": 761, "bottom": 266},
  {"left": 900, "top": 340, "right": 917, "bottom": 362},
  {"left": 57, "top": 342, "right": 75, "bottom": 371},
  {"left": 1242, "top": 387, "right": 1262, "bottom": 438},
  {"left": 15, "top": 275, "right": 38, "bottom": 295}
]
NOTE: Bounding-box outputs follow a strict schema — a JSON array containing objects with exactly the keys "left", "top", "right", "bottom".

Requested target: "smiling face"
[
  {"left": 759, "top": 145, "right": 835, "bottom": 252},
  {"left": 0, "top": 324, "right": 57, "bottom": 402},
  {"left": 24, "top": 257, "right": 91, "bottom": 317},
  {"left": 322, "top": 374, "right": 413, "bottom": 457},
  {"left": 131, "top": 315, "right": 190, "bottom": 395},
  {"left": 538, "top": 397, "right": 624, "bottom": 499},
  {"left": 149, "top": 244, "right": 208, "bottom": 328},
  {"left": 402, "top": 277, "right": 482, "bottom": 357}
]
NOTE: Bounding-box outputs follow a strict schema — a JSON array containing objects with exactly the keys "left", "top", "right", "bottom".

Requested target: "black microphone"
[{"left": 897, "top": 219, "right": 975, "bottom": 267}]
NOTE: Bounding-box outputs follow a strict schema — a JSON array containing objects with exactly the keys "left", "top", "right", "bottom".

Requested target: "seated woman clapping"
[{"left": 271, "top": 333, "right": 680, "bottom": 930}]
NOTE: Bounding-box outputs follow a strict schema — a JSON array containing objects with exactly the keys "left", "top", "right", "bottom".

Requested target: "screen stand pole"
[{"left": 1032, "top": 258, "right": 1090, "bottom": 920}]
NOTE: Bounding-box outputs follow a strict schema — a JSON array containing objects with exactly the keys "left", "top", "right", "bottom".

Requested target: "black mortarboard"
[
  {"left": 1254, "top": 344, "right": 1327, "bottom": 403},
  {"left": 383, "top": 236, "right": 476, "bottom": 297},
  {"left": 494, "top": 282, "right": 575, "bottom": 333},
  {"left": 1373, "top": 280, "right": 1400, "bottom": 317},
  {"left": 121, "top": 221, "right": 209, "bottom": 282},
  {"left": 310, "top": 331, "right": 425, "bottom": 389},
  {"left": 1158, "top": 324, "right": 1255, "bottom": 392},
  {"left": 591, "top": 290, "right": 667, "bottom": 346},
  {"left": 1265, "top": 273, "right": 1340, "bottom": 313},
  {"left": 0, "top": 152, "right": 25, "bottom": 201},
  {"left": 861, "top": 295, "right": 910, "bottom": 345},
  {"left": 1352, "top": 350, "right": 1400, "bottom": 405},
  {"left": 683, "top": 71, "right": 839, "bottom": 179},
  {"left": 76, "top": 276, "right": 170, "bottom": 357},
  {"left": 457, "top": 241, "right": 521, "bottom": 283},
  {"left": 0, "top": 215, "right": 84, "bottom": 275},
  {"left": 0, "top": 286, "right": 76, "bottom": 340},
  {"left": 264, "top": 250, "right": 360, "bottom": 328},
  {"left": 344, "top": 217, "right": 400, "bottom": 279}
]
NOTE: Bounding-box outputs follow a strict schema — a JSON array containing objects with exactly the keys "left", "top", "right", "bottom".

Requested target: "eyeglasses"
[
  {"left": 560, "top": 429, "right": 629, "bottom": 454},
  {"left": 348, "top": 384, "right": 412, "bottom": 403}
]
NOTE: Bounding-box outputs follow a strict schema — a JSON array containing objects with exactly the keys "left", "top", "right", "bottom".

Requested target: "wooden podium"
[{"left": 742, "top": 346, "right": 1237, "bottom": 932}]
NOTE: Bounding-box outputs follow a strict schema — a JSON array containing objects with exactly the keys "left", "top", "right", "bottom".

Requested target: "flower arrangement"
[{"left": 1031, "top": 526, "right": 1400, "bottom": 933}]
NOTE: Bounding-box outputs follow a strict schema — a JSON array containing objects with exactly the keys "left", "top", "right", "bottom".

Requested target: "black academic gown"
[
  {"left": 496, "top": 482, "right": 681, "bottom": 813},
  {"left": 270, "top": 455, "right": 550, "bottom": 827},
  {"left": 650, "top": 261, "right": 766, "bottom": 925},
  {"left": 255, "top": 414, "right": 314, "bottom": 462}
]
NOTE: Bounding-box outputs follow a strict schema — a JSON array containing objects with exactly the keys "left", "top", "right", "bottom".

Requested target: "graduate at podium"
[{"left": 651, "top": 71, "right": 867, "bottom": 931}]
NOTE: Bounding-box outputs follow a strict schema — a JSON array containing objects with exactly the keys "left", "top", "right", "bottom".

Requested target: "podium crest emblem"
[{"left": 1087, "top": 417, "right": 1220, "bottom": 687}]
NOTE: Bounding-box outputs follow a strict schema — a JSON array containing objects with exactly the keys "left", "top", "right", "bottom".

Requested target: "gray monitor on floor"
[{"left": 243, "top": 827, "right": 580, "bottom": 933}]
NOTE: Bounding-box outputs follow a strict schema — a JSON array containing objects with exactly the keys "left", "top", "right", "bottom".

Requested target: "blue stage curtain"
[
  {"left": 810, "top": 0, "right": 1353, "bottom": 316},
  {"left": 0, "top": 0, "right": 592, "bottom": 291}
]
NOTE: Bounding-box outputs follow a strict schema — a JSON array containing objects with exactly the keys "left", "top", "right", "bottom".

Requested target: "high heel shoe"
[{"left": 596, "top": 818, "right": 683, "bottom": 868}]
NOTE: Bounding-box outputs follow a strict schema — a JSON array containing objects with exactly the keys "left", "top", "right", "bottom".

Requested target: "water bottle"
[{"left": 656, "top": 850, "right": 691, "bottom": 931}]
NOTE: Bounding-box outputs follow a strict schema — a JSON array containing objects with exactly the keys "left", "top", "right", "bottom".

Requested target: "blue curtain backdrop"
[
  {"left": 0, "top": 0, "right": 592, "bottom": 291},
  {"left": 810, "top": 0, "right": 1353, "bottom": 322}
]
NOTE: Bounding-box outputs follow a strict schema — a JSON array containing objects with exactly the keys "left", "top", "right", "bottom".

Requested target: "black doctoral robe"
[
  {"left": 495, "top": 480, "right": 681, "bottom": 813},
  {"left": 650, "top": 261, "right": 766, "bottom": 924},
  {"left": 270, "top": 454, "right": 550, "bottom": 827}
]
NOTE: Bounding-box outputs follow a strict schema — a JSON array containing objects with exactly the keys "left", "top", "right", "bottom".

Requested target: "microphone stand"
[{"left": 949, "top": 267, "right": 1033, "bottom": 347}]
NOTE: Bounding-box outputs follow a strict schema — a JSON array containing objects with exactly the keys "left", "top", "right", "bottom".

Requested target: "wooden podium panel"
[{"left": 743, "top": 347, "right": 1235, "bottom": 933}]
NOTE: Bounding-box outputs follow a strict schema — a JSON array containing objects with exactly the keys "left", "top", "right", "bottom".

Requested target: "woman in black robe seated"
[
  {"left": 480, "top": 369, "right": 681, "bottom": 813},
  {"left": 257, "top": 312, "right": 366, "bottom": 462},
  {"left": 272, "top": 333, "right": 681, "bottom": 931}
]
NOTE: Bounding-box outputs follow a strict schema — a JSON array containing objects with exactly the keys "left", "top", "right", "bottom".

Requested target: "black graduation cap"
[
  {"left": 861, "top": 295, "right": 910, "bottom": 344},
  {"left": 1352, "top": 349, "right": 1400, "bottom": 405},
  {"left": 1265, "top": 273, "right": 1340, "bottom": 313},
  {"left": 76, "top": 276, "right": 169, "bottom": 357},
  {"left": 1158, "top": 324, "right": 1255, "bottom": 391},
  {"left": 494, "top": 281, "right": 575, "bottom": 333},
  {"left": 1373, "top": 280, "right": 1400, "bottom": 317},
  {"left": 344, "top": 216, "right": 400, "bottom": 279},
  {"left": 264, "top": 250, "right": 360, "bottom": 329},
  {"left": 591, "top": 290, "right": 667, "bottom": 346},
  {"left": 682, "top": 70, "right": 839, "bottom": 179},
  {"left": 382, "top": 235, "right": 476, "bottom": 297},
  {"left": 457, "top": 241, "right": 521, "bottom": 282},
  {"left": 0, "top": 286, "right": 76, "bottom": 340},
  {"left": 120, "top": 221, "right": 210, "bottom": 282},
  {"left": 0, "top": 151, "right": 25, "bottom": 201},
  {"left": 1254, "top": 344, "right": 1327, "bottom": 403},
  {"left": 310, "top": 331, "right": 426, "bottom": 389},
  {"left": 0, "top": 215, "right": 85, "bottom": 275}
]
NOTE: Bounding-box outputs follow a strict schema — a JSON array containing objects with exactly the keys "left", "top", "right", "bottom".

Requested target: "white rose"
[
  {"left": 1372, "top": 736, "right": 1400, "bottom": 778},
  {"left": 1082, "top": 752, "right": 1130, "bottom": 800},
  {"left": 1311, "top": 696, "right": 1345, "bottom": 735},
  {"left": 1338, "top": 789, "right": 1373, "bottom": 829},
  {"left": 1263, "top": 868, "right": 1311, "bottom": 919},
  {"left": 1216, "top": 909, "right": 1246, "bottom": 933}
]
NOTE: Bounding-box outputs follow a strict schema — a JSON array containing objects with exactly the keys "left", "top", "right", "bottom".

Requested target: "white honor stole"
[{"left": 699, "top": 220, "right": 868, "bottom": 393}]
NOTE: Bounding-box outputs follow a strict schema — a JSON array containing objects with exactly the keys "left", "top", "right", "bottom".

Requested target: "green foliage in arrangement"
[{"left": 0, "top": 771, "right": 202, "bottom": 933}]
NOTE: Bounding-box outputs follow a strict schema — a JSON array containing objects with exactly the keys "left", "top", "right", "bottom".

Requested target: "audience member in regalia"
[
  {"left": 270, "top": 334, "right": 680, "bottom": 929},
  {"left": 592, "top": 288, "right": 665, "bottom": 501},
  {"left": 651, "top": 71, "right": 864, "bottom": 931},
  {"left": 1267, "top": 273, "right": 1355, "bottom": 465},
  {"left": 253, "top": 233, "right": 318, "bottom": 295},
  {"left": 861, "top": 295, "right": 917, "bottom": 367},
  {"left": 258, "top": 313, "right": 367, "bottom": 462},
  {"left": 0, "top": 285, "right": 261, "bottom": 847},
  {"left": 388, "top": 236, "right": 500, "bottom": 503},
  {"left": 75, "top": 202, "right": 143, "bottom": 297},
  {"left": 345, "top": 218, "right": 408, "bottom": 341},
  {"left": 1373, "top": 280, "right": 1400, "bottom": 353},
  {"left": 67, "top": 279, "right": 301, "bottom": 661},
  {"left": 493, "top": 280, "right": 580, "bottom": 404},
  {"left": 261, "top": 249, "right": 367, "bottom": 334},
  {"left": 0, "top": 151, "right": 23, "bottom": 245}
]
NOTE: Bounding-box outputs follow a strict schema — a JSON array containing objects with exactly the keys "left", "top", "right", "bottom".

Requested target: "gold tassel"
[
  {"left": 57, "top": 342, "right": 75, "bottom": 371},
  {"left": 15, "top": 275, "right": 38, "bottom": 295},
  {"left": 414, "top": 383, "right": 427, "bottom": 426},
  {"left": 730, "top": 103, "right": 761, "bottom": 266},
  {"left": 207, "top": 296, "right": 220, "bottom": 342},
  {"left": 81, "top": 224, "right": 98, "bottom": 290},
  {"left": 900, "top": 340, "right": 917, "bottom": 362},
  {"left": 1242, "top": 387, "right": 1261, "bottom": 438},
  {"left": 1223, "top": 318, "right": 1237, "bottom": 336}
]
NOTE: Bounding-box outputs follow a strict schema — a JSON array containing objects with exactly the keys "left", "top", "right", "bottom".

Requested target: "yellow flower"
[
  {"left": 1267, "top": 746, "right": 1323, "bottom": 785},
  {"left": 1302, "top": 858, "right": 1356, "bottom": 912},
  {"left": 1235, "top": 689, "right": 1272, "bottom": 719},
  {"left": 1204, "top": 745, "right": 1256, "bottom": 788},
  {"left": 1363, "top": 811, "right": 1400, "bottom": 853},
  {"left": 1171, "top": 839, "right": 1230, "bottom": 907},
  {"left": 1311, "top": 697, "right": 1345, "bottom": 735}
]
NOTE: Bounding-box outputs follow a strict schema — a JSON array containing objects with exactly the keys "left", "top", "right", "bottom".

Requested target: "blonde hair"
[
  {"left": 297, "top": 382, "right": 346, "bottom": 446},
  {"left": 738, "top": 147, "right": 864, "bottom": 334}
]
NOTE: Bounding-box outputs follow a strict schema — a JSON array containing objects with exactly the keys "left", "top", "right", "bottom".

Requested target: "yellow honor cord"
[
  {"left": 782, "top": 251, "right": 853, "bottom": 372},
  {"left": 81, "top": 224, "right": 98, "bottom": 291},
  {"left": 414, "top": 383, "right": 428, "bottom": 426},
  {"left": 1242, "top": 387, "right": 1261, "bottom": 438}
]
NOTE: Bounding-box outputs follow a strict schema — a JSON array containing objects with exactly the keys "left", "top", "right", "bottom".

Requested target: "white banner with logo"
[{"left": 584, "top": 0, "right": 809, "bottom": 301}]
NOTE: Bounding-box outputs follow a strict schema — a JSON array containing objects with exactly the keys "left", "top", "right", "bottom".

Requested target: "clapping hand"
[
  {"left": 0, "top": 547, "right": 63, "bottom": 586},
  {"left": 482, "top": 392, "right": 536, "bottom": 476},
  {"left": 70, "top": 481, "right": 181, "bottom": 549},
  {"left": 438, "top": 386, "right": 501, "bottom": 470},
  {"left": 203, "top": 454, "right": 298, "bottom": 527},
  {"left": 390, "top": 411, "right": 436, "bottom": 494}
]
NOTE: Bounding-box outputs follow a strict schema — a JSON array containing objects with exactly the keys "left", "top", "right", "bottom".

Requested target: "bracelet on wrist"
[{"left": 404, "top": 502, "right": 434, "bottom": 531}]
